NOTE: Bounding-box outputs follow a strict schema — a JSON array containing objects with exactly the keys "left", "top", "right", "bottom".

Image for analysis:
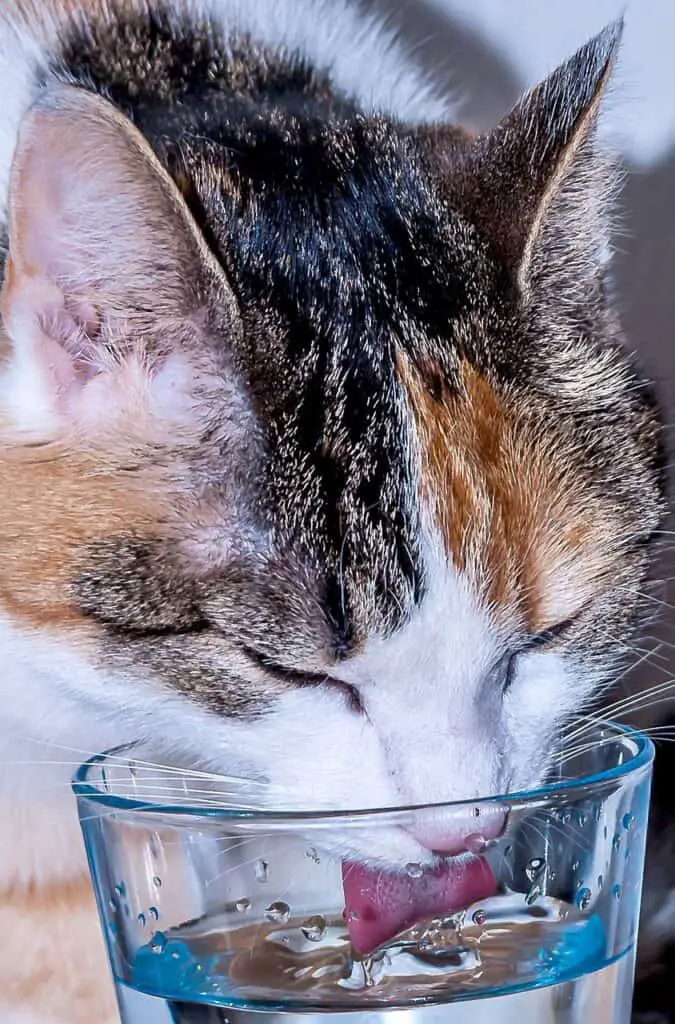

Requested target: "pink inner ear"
[{"left": 2, "top": 266, "right": 100, "bottom": 396}]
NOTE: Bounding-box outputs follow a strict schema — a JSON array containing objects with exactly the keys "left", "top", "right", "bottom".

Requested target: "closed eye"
[
  {"left": 241, "top": 646, "right": 365, "bottom": 713},
  {"left": 525, "top": 613, "right": 582, "bottom": 651},
  {"left": 501, "top": 614, "right": 583, "bottom": 693}
]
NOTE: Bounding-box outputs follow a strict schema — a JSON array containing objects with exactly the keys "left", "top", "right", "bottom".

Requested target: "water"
[{"left": 115, "top": 893, "right": 635, "bottom": 1023}]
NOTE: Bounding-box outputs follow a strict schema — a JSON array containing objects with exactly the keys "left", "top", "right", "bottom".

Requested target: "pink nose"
[{"left": 409, "top": 804, "right": 506, "bottom": 856}]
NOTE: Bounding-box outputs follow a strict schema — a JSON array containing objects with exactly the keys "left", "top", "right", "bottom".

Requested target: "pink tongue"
[{"left": 342, "top": 856, "right": 497, "bottom": 955}]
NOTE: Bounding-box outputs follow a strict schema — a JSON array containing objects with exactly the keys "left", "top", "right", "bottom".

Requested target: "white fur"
[{"left": 0, "top": 533, "right": 593, "bottom": 886}]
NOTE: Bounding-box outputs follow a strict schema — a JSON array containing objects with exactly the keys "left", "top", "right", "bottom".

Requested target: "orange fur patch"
[
  {"left": 0, "top": 873, "right": 117, "bottom": 1023},
  {"left": 400, "top": 353, "right": 613, "bottom": 631},
  {"left": 0, "top": 441, "right": 162, "bottom": 631}
]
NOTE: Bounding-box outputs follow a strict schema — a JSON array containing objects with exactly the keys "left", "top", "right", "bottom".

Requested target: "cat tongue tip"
[{"left": 342, "top": 856, "right": 496, "bottom": 955}]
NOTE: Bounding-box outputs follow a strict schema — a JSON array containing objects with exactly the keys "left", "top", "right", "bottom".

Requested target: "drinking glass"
[{"left": 73, "top": 721, "right": 652, "bottom": 1024}]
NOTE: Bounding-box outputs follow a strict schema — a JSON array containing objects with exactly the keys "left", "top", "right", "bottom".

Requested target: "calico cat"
[{"left": 0, "top": 1, "right": 669, "bottom": 1022}]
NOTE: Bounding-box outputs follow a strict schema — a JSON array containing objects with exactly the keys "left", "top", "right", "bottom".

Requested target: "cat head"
[{"left": 0, "top": 21, "right": 665, "bottom": 866}]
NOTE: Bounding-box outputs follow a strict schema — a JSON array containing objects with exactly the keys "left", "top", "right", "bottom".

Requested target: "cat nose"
[{"left": 409, "top": 804, "right": 506, "bottom": 856}]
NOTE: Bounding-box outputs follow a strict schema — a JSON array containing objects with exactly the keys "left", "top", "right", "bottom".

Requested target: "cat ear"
[
  {"left": 1, "top": 84, "right": 233, "bottom": 437},
  {"left": 462, "top": 20, "right": 623, "bottom": 294}
]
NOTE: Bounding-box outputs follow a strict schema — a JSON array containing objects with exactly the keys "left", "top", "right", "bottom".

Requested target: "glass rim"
[{"left": 71, "top": 720, "right": 654, "bottom": 827}]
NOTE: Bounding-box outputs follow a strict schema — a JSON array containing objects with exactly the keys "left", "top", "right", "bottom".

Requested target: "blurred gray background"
[{"left": 362, "top": 0, "right": 675, "bottom": 729}]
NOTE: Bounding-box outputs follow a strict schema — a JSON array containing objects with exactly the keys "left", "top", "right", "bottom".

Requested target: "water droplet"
[
  {"left": 114, "top": 882, "right": 126, "bottom": 899},
  {"left": 593, "top": 804, "right": 602, "bottom": 823},
  {"left": 152, "top": 876, "right": 162, "bottom": 888},
  {"left": 503, "top": 844, "right": 512, "bottom": 858},
  {"left": 577, "top": 811, "right": 587, "bottom": 828},
  {"left": 525, "top": 857, "right": 546, "bottom": 882},
  {"left": 571, "top": 860, "right": 580, "bottom": 873},
  {"left": 406, "top": 862, "right": 423, "bottom": 879},
  {"left": 255, "top": 859, "right": 269, "bottom": 883},
  {"left": 472, "top": 806, "right": 481, "bottom": 818},
  {"left": 576, "top": 878, "right": 584, "bottom": 889},
  {"left": 137, "top": 912, "right": 147, "bottom": 927},
  {"left": 149, "top": 906, "right": 159, "bottom": 921},
  {"left": 151, "top": 931, "right": 167, "bottom": 954},
  {"left": 623, "top": 813, "right": 636, "bottom": 831},
  {"left": 538, "top": 947, "right": 556, "bottom": 967},
  {"left": 347, "top": 909, "right": 359, "bottom": 922},
  {"left": 465, "top": 833, "right": 488, "bottom": 854},
  {"left": 613, "top": 833, "right": 622, "bottom": 852},
  {"left": 598, "top": 875, "right": 604, "bottom": 889},
  {"left": 235, "top": 898, "right": 252, "bottom": 914},
  {"left": 612, "top": 884, "right": 622, "bottom": 900},
  {"left": 171, "top": 950, "right": 181, "bottom": 960},
  {"left": 301, "top": 915, "right": 326, "bottom": 941},
  {"left": 472, "top": 909, "right": 487, "bottom": 926},
  {"left": 107, "top": 898, "right": 116, "bottom": 912},
  {"left": 603, "top": 825, "right": 608, "bottom": 839},
  {"left": 265, "top": 901, "right": 290, "bottom": 924},
  {"left": 561, "top": 810, "right": 572, "bottom": 825},
  {"left": 305, "top": 847, "right": 320, "bottom": 864},
  {"left": 576, "top": 887, "right": 592, "bottom": 911}
]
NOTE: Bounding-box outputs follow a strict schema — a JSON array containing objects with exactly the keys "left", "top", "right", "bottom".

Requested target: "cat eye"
[
  {"left": 242, "top": 646, "right": 365, "bottom": 713},
  {"left": 501, "top": 617, "right": 579, "bottom": 693},
  {"left": 526, "top": 616, "right": 579, "bottom": 650}
]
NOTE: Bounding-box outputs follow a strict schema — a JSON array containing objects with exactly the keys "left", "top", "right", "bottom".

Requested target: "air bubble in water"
[
  {"left": 406, "top": 862, "right": 423, "bottom": 878},
  {"left": 152, "top": 876, "right": 162, "bottom": 888},
  {"left": 306, "top": 847, "right": 320, "bottom": 864},
  {"left": 151, "top": 931, "right": 167, "bottom": 954},
  {"left": 265, "top": 901, "right": 290, "bottom": 923},
  {"left": 612, "top": 884, "right": 622, "bottom": 900},
  {"left": 301, "top": 915, "right": 327, "bottom": 942},
  {"left": 108, "top": 899, "right": 116, "bottom": 912},
  {"left": 612, "top": 834, "right": 622, "bottom": 853},
  {"left": 576, "top": 887, "right": 592, "bottom": 911},
  {"left": 525, "top": 884, "right": 542, "bottom": 906},
  {"left": 114, "top": 882, "right": 126, "bottom": 899},
  {"left": 235, "top": 898, "right": 252, "bottom": 913},
  {"left": 137, "top": 912, "right": 147, "bottom": 927},
  {"left": 255, "top": 859, "right": 269, "bottom": 883},
  {"left": 571, "top": 860, "right": 580, "bottom": 873},
  {"left": 472, "top": 909, "right": 487, "bottom": 926},
  {"left": 577, "top": 811, "right": 587, "bottom": 828},
  {"left": 623, "top": 813, "right": 636, "bottom": 831},
  {"left": 525, "top": 857, "right": 546, "bottom": 882},
  {"left": 149, "top": 907, "right": 159, "bottom": 921}
]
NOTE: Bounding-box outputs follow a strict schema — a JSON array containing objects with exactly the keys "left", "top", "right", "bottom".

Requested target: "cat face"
[{"left": 0, "top": 20, "right": 665, "bottom": 867}]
